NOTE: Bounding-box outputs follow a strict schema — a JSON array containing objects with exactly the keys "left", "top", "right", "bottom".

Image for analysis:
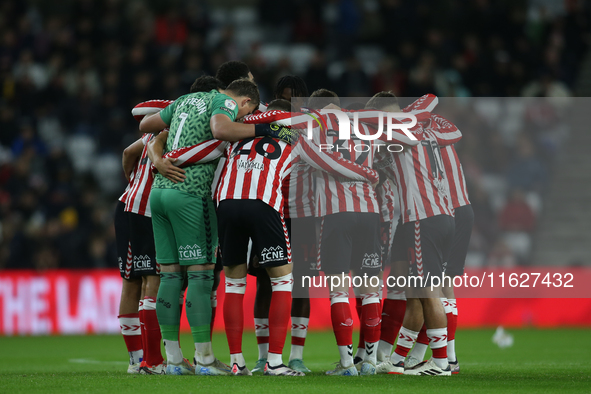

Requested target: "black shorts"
[
  {"left": 380, "top": 221, "right": 394, "bottom": 267},
  {"left": 214, "top": 247, "right": 224, "bottom": 273},
  {"left": 397, "top": 214, "right": 455, "bottom": 285},
  {"left": 114, "top": 201, "right": 159, "bottom": 279},
  {"left": 391, "top": 217, "right": 406, "bottom": 263},
  {"left": 291, "top": 217, "right": 319, "bottom": 294},
  {"left": 444, "top": 204, "right": 474, "bottom": 277},
  {"left": 320, "top": 212, "right": 381, "bottom": 276},
  {"left": 218, "top": 199, "right": 291, "bottom": 268}
]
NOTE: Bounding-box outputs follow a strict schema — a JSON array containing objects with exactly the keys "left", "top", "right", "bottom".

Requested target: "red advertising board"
[{"left": 0, "top": 269, "right": 590, "bottom": 335}]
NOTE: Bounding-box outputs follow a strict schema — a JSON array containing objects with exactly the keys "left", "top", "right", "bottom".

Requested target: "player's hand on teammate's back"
[
  {"left": 154, "top": 157, "right": 186, "bottom": 183},
  {"left": 254, "top": 123, "right": 300, "bottom": 144}
]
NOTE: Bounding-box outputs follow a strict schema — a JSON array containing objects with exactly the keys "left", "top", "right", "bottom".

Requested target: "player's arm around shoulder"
[
  {"left": 147, "top": 130, "right": 186, "bottom": 184},
  {"left": 139, "top": 97, "right": 180, "bottom": 134}
]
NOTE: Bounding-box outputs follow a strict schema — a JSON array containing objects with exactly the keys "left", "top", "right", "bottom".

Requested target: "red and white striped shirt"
[
  {"left": 216, "top": 137, "right": 292, "bottom": 212},
  {"left": 313, "top": 114, "right": 380, "bottom": 216},
  {"left": 376, "top": 176, "right": 396, "bottom": 223},
  {"left": 164, "top": 127, "right": 380, "bottom": 215},
  {"left": 119, "top": 133, "right": 156, "bottom": 217},
  {"left": 427, "top": 118, "right": 470, "bottom": 209},
  {"left": 404, "top": 94, "right": 470, "bottom": 209},
  {"left": 371, "top": 106, "right": 462, "bottom": 223},
  {"left": 163, "top": 136, "right": 292, "bottom": 212},
  {"left": 311, "top": 109, "right": 422, "bottom": 217},
  {"left": 440, "top": 143, "right": 469, "bottom": 209}
]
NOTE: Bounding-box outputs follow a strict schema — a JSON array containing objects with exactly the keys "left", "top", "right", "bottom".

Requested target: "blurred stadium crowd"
[{"left": 0, "top": 0, "right": 588, "bottom": 270}]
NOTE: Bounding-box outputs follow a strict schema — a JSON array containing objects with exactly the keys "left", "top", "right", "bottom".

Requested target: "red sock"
[
  {"left": 143, "top": 297, "right": 164, "bottom": 366},
  {"left": 331, "top": 300, "right": 354, "bottom": 346},
  {"left": 118, "top": 313, "right": 142, "bottom": 355},
  {"left": 392, "top": 327, "right": 418, "bottom": 361},
  {"left": 380, "top": 298, "right": 406, "bottom": 345},
  {"left": 427, "top": 328, "right": 448, "bottom": 361},
  {"left": 268, "top": 274, "right": 292, "bottom": 355},
  {"left": 361, "top": 300, "right": 381, "bottom": 344},
  {"left": 417, "top": 324, "right": 429, "bottom": 345},
  {"left": 355, "top": 297, "right": 365, "bottom": 350},
  {"left": 447, "top": 312, "right": 456, "bottom": 341},
  {"left": 224, "top": 278, "right": 246, "bottom": 355}
]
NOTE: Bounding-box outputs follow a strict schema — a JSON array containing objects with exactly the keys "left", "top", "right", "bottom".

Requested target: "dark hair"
[
  {"left": 273, "top": 75, "right": 309, "bottom": 100},
  {"left": 190, "top": 76, "right": 225, "bottom": 93},
  {"left": 308, "top": 88, "right": 340, "bottom": 109},
  {"left": 225, "top": 79, "right": 260, "bottom": 107},
  {"left": 267, "top": 99, "right": 294, "bottom": 112},
  {"left": 365, "top": 91, "right": 399, "bottom": 110},
  {"left": 215, "top": 61, "right": 251, "bottom": 88}
]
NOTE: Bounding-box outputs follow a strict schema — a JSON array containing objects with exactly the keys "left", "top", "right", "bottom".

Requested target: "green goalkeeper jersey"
[{"left": 152, "top": 89, "right": 238, "bottom": 197}]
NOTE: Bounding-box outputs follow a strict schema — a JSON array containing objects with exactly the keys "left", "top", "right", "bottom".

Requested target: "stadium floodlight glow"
[{"left": 305, "top": 109, "right": 418, "bottom": 142}]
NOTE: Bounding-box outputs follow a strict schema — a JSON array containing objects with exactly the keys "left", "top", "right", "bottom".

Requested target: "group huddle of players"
[{"left": 114, "top": 60, "right": 473, "bottom": 377}]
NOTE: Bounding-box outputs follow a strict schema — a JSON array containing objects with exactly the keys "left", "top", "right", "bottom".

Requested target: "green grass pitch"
[{"left": 2, "top": 329, "right": 590, "bottom": 393}]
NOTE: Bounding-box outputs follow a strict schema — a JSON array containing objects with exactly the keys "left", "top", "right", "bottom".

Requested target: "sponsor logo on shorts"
[
  {"left": 179, "top": 244, "right": 203, "bottom": 260},
  {"left": 237, "top": 159, "right": 264, "bottom": 172},
  {"left": 118, "top": 257, "right": 123, "bottom": 270},
  {"left": 260, "top": 246, "right": 285, "bottom": 263},
  {"left": 361, "top": 253, "right": 381, "bottom": 269},
  {"left": 133, "top": 255, "right": 153, "bottom": 271}
]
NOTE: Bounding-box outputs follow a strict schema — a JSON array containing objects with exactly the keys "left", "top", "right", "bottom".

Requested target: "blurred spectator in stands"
[
  {"left": 506, "top": 136, "right": 547, "bottom": 193},
  {"left": 323, "top": 0, "right": 361, "bottom": 59},
  {"left": 11, "top": 120, "right": 46, "bottom": 158},
  {"left": 498, "top": 189, "right": 537, "bottom": 233},
  {"left": 372, "top": 56, "right": 404, "bottom": 96},
  {"left": 338, "top": 56, "right": 369, "bottom": 96},
  {"left": 305, "top": 50, "right": 332, "bottom": 93},
  {"left": 522, "top": 73, "right": 571, "bottom": 97},
  {"left": 407, "top": 52, "right": 438, "bottom": 97},
  {"left": 154, "top": 8, "right": 188, "bottom": 46},
  {"left": 487, "top": 240, "right": 518, "bottom": 268}
]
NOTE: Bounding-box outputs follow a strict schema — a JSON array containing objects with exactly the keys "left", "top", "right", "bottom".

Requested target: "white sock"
[
  {"left": 390, "top": 327, "right": 419, "bottom": 364},
  {"left": 254, "top": 318, "right": 269, "bottom": 359},
  {"left": 163, "top": 339, "right": 183, "bottom": 365},
  {"left": 448, "top": 298, "right": 457, "bottom": 362},
  {"left": 365, "top": 341, "right": 377, "bottom": 364},
  {"left": 195, "top": 342, "right": 215, "bottom": 365},
  {"left": 230, "top": 352, "right": 245, "bottom": 367},
  {"left": 448, "top": 339, "right": 456, "bottom": 363},
  {"left": 362, "top": 293, "right": 380, "bottom": 365},
  {"left": 119, "top": 315, "right": 143, "bottom": 364},
  {"left": 409, "top": 342, "right": 428, "bottom": 360},
  {"left": 355, "top": 347, "right": 365, "bottom": 360},
  {"left": 427, "top": 327, "right": 448, "bottom": 369},
  {"left": 289, "top": 317, "right": 309, "bottom": 361},
  {"left": 338, "top": 344, "right": 354, "bottom": 368},
  {"left": 377, "top": 339, "right": 393, "bottom": 362},
  {"left": 267, "top": 352, "right": 283, "bottom": 367},
  {"left": 441, "top": 297, "right": 452, "bottom": 314},
  {"left": 129, "top": 350, "right": 143, "bottom": 365}
]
